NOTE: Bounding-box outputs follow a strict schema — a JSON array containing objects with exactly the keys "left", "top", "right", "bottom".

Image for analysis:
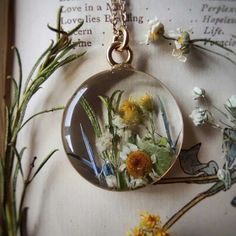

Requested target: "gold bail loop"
[{"left": 107, "top": 26, "right": 133, "bottom": 66}]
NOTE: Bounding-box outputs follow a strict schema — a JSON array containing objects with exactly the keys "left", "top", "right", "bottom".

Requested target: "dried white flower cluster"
[
  {"left": 189, "top": 87, "right": 236, "bottom": 128},
  {"left": 145, "top": 18, "right": 191, "bottom": 62},
  {"left": 145, "top": 17, "right": 236, "bottom": 65}
]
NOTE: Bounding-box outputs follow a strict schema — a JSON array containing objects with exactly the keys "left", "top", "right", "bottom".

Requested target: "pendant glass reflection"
[{"left": 62, "top": 67, "right": 183, "bottom": 191}]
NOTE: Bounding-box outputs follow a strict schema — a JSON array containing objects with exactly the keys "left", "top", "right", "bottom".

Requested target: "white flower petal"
[
  {"left": 105, "top": 175, "right": 117, "bottom": 188},
  {"left": 113, "top": 115, "right": 127, "bottom": 129},
  {"left": 217, "top": 169, "right": 225, "bottom": 180},
  {"left": 129, "top": 178, "right": 147, "bottom": 188},
  {"left": 177, "top": 55, "right": 187, "bottom": 62},
  {"left": 120, "top": 148, "right": 129, "bottom": 160},
  {"left": 123, "top": 129, "right": 132, "bottom": 142},
  {"left": 146, "top": 17, "right": 164, "bottom": 43},
  {"left": 189, "top": 108, "right": 208, "bottom": 126},
  {"left": 172, "top": 48, "right": 181, "bottom": 57},
  {"left": 119, "top": 164, "right": 126, "bottom": 172},
  {"left": 226, "top": 95, "right": 236, "bottom": 108},
  {"left": 174, "top": 40, "right": 182, "bottom": 49},
  {"left": 151, "top": 154, "right": 157, "bottom": 164},
  {"left": 149, "top": 169, "right": 159, "bottom": 181},
  {"left": 96, "top": 131, "right": 113, "bottom": 153},
  {"left": 176, "top": 28, "right": 182, "bottom": 34},
  {"left": 128, "top": 143, "right": 138, "bottom": 152}
]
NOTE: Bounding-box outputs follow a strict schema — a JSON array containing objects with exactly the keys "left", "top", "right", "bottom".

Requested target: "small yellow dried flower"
[
  {"left": 153, "top": 229, "right": 169, "bottom": 236},
  {"left": 140, "top": 212, "right": 160, "bottom": 229},
  {"left": 128, "top": 212, "right": 170, "bottom": 236},
  {"left": 127, "top": 227, "right": 145, "bottom": 236},
  {"left": 139, "top": 94, "right": 154, "bottom": 111},
  {"left": 126, "top": 151, "right": 152, "bottom": 178},
  {"left": 119, "top": 98, "right": 142, "bottom": 126}
]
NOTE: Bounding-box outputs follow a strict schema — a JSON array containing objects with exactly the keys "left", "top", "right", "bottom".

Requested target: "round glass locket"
[{"left": 62, "top": 66, "right": 183, "bottom": 191}]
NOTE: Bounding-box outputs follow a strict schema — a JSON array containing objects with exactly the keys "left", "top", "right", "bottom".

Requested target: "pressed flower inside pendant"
[{"left": 62, "top": 67, "right": 183, "bottom": 191}]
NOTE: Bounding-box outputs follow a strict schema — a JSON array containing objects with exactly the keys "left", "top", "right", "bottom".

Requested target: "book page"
[{"left": 14, "top": 0, "right": 236, "bottom": 235}]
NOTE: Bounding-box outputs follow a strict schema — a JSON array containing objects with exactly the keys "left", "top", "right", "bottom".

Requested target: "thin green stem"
[
  {"left": 211, "top": 104, "right": 229, "bottom": 119},
  {"left": 163, "top": 170, "right": 236, "bottom": 231},
  {"left": 154, "top": 175, "right": 219, "bottom": 185},
  {"left": 193, "top": 44, "right": 236, "bottom": 66},
  {"left": 163, "top": 191, "right": 208, "bottom": 231},
  {"left": 18, "top": 107, "right": 64, "bottom": 132},
  {"left": 148, "top": 112, "right": 156, "bottom": 144},
  {"left": 18, "top": 157, "right": 36, "bottom": 223},
  {"left": 162, "top": 35, "right": 176, "bottom": 41},
  {"left": 12, "top": 47, "right": 23, "bottom": 109},
  {"left": 190, "top": 39, "right": 236, "bottom": 56},
  {"left": 56, "top": 6, "right": 63, "bottom": 40}
]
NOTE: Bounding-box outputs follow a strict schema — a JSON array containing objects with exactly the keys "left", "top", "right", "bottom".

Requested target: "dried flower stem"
[
  {"left": 162, "top": 35, "right": 175, "bottom": 41},
  {"left": 162, "top": 169, "right": 236, "bottom": 231},
  {"left": 193, "top": 44, "right": 236, "bottom": 66},
  {"left": 190, "top": 38, "right": 236, "bottom": 56},
  {"left": 18, "top": 157, "right": 37, "bottom": 223},
  {"left": 155, "top": 175, "right": 219, "bottom": 185}
]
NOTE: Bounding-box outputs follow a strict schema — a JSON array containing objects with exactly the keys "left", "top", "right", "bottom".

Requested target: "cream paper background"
[{"left": 14, "top": 0, "right": 236, "bottom": 235}]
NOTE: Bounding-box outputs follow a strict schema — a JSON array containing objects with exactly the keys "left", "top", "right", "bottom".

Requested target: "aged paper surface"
[{"left": 14, "top": 0, "right": 236, "bottom": 235}]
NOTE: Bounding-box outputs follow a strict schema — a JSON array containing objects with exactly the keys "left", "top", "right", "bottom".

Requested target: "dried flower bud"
[
  {"left": 146, "top": 17, "right": 164, "bottom": 44},
  {"left": 192, "top": 87, "right": 206, "bottom": 100},
  {"left": 170, "top": 29, "right": 191, "bottom": 62}
]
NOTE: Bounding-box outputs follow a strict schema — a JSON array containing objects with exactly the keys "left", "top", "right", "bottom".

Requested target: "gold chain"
[
  {"left": 110, "top": 0, "right": 127, "bottom": 35},
  {"left": 107, "top": 0, "right": 133, "bottom": 66}
]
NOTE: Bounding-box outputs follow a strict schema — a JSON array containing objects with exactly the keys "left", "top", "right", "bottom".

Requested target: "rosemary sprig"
[{"left": 1, "top": 7, "right": 86, "bottom": 236}]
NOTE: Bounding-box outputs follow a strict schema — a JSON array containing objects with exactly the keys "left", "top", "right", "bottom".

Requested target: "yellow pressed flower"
[
  {"left": 126, "top": 151, "right": 152, "bottom": 178},
  {"left": 127, "top": 227, "right": 145, "bottom": 236},
  {"left": 139, "top": 94, "right": 154, "bottom": 111},
  {"left": 128, "top": 212, "right": 170, "bottom": 236},
  {"left": 140, "top": 212, "right": 160, "bottom": 229},
  {"left": 153, "top": 228, "right": 169, "bottom": 236},
  {"left": 119, "top": 98, "right": 142, "bottom": 126}
]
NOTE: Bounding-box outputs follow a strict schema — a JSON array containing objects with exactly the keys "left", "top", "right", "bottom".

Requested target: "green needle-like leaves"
[{"left": 1, "top": 7, "right": 86, "bottom": 236}]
